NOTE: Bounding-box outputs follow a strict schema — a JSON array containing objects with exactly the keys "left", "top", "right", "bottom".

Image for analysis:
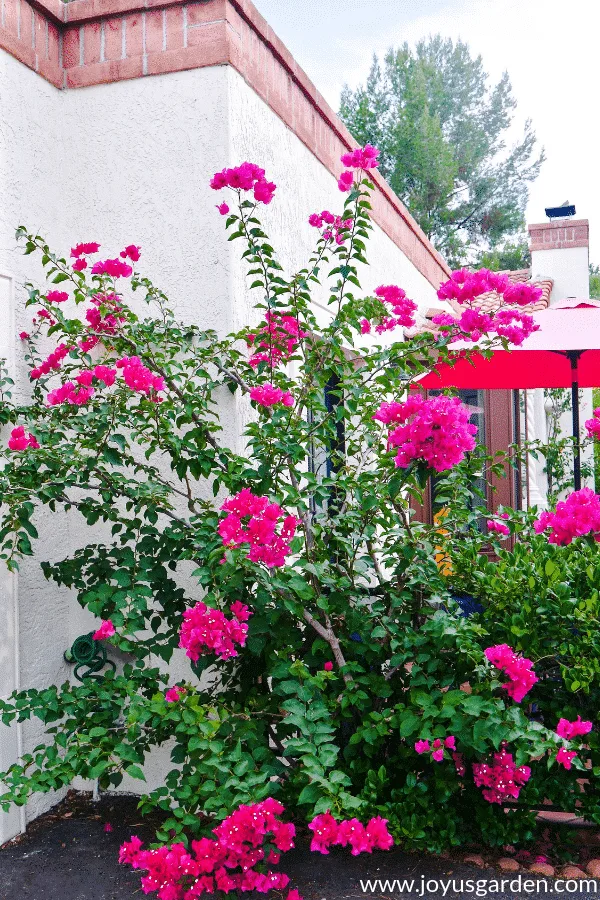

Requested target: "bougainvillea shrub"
[{"left": 0, "top": 147, "right": 598, "bottom": 892}]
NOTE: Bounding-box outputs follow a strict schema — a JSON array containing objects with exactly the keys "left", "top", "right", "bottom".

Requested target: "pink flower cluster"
[
  {"left": 71, "top": 242, "right": 101, "bottom": 272},
  {"left": 585, "top": 406, "right": 600, "bottom": 439},
  {"left": 120, "top": 244, "right": 141, "bottom": 262},
  {"left": 80, "top": 292, "right": 126, "bottom": 351},
  {"left": 484, "top": 644, "right": 538, "bottom": 703},
  {"left": 432, "top": 307, "right": 538, "bottom": 347},
  {"left": 437, "top": 269, "right": 542, "bottom": 308},
  {"left": 308, "top": 210, "right": 352, "bottom": 245},
  {"left": 165, "top": 685, "right": 186, "bottom": 703},
  {"left": 93, "top": 620, "right": 115, "bottom": 641},
  {"left": 47, "top": 381, "right": 94, "bottom": 407},
  {"left": 373, "top": 394, "right": 477, "bottom": 473},
  {"left": 556, "top": 748, "right": 577, "bottom": 770},
  {"left": 91, "top": 258, "right": 133, "bottom": 278},
  {"left": 362, "top": 285, "right": 417, "bottom": 335},
  {"left": 219, "top": 490, "right": 297, "bottom": 568},
  {"left": 248, "top": 312, "right": 306, "bottom": 369},
  {"left": 30, "top": 343, "right": 71, "bottom": 380},
  {"left": 374, "top": 285, "right": 417, "bottom": 327},
  {"left": 8, "top": 426, "right": 39, "bottom": 451},
  {"left": 210, "top": 162, "right": 276, "bottom": 205},
  {"left": 179, "top": 600, "right": 251, "bottom": 662},
  {"left": 586, "top": 408, "right": 600, "bottom": 440},
  {"left": 116, "top": 356, "right": 165, "bottom": 398},
  {"left": 556, "top": 716, "right": 592, "bottom": 740},
  {"left": 338, "top": 144, "right": 379, "bottom": 192},
  {"left": 120, "top": 799, "right": 300, "bottom": 900},
  {"left": 414, "top": 736, "right": 456, "bottom": 762},
  {"left": 486, "top": 513, "right": 510, "bottom": 536},
  {"left": 249, "top": 385, "right": 294, "bottom": 408},
  {"left": 46, "top": 290, "right": 68, "bottom": 304},
  {"left": 533, "top": 488, "right": 600, "bottom": 545},
  {"left": 308, "top": 812, "right": 393, "bottom": 856},
  {"left": 472, "top": 746, "right": 531, "bottom": 804}
]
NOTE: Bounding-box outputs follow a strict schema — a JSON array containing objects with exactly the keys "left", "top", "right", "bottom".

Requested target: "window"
[{"left": 413, "top": 389, "right": 518, "bottom": 526}]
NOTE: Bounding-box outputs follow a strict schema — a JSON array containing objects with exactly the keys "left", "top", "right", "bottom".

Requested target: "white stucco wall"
[
  {"left": 532, "top": 246, "right": 590, "bottom": 304},
  {"left": 0, "top": 50, "right": 440, "bottom": 841}
]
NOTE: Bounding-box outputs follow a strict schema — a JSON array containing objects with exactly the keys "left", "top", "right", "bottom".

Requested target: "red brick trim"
[
  {"left": 529, "top": 219, "right": 589, "bottom": 253},
  {"left": 0, "top": 0, "right": 451, "bottom": 288}
]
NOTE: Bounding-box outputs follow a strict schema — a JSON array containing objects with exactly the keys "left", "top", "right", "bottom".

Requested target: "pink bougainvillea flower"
[
  {"left": 308, "top": 812, "right": 339, "bottom": 854},
  {"left": 8, "top": 426, "right": 39, "bottom": 451},
  {"left": 534, "top": 488, "right": 600, "bottom": 545},
  {"left": 487, "top": 515, "right": 510, "bottom": 536},
  {"left": 119, "top": 245, "right": 141, "bottom": 262},
  {"left": 586, "top": 408, "right": 600, "bottom": 440},
  {"left": 373, "top": 394, "right": 477, "bottom": 473},
  {"left": 19, "top": 332, "right": 30, "bottom": 340},
  {"left": 72, "top": 258, "right": 87, "bottom": 272},
  {"left": 309, "top": 812, "right": 392, "bottom": 856},
  {"left": 30, "top": 343, "right": 71, "bottom": 381},
  {"left": 432, "top": 748, "right": 444, "bottom": 762},
  {"left": 248, "top": 311, "right": 306, "bottom": 369},
  {"left": 76, "top": 370, "right": 94, "bottom": 387},
  {"left": 47, "top": 381, "right": 94, "bottom": 407},
  {"left": 71, "top": 242, "right": 101, "bottom": 258},
  {"left": 473, "top": 746, "right": 531, "bottom": 804},
  {"left": 217, "top": 202, "right": 230, "bottom": 216},
  {"left": 179, "top": 601, "right": 251, "bottom": 661},
  {"left": 340, "top": 144, "right": 380, "bottom": 170},
  {"left": 360, "top": 318, "right": 371, "bottom": 334},
  {"left": 323, "top": 662, "right": 333, "bottom": 672},
  {"left": 45, "top": 290, "right": 68, "bottom": 304},
  {"left": 556, "top": 716, "right": 593, "bottom": 740},
  {"left": 374, "top": 285, "right": 417, "bottom": 329},
  {"left": 92, "top": 620, "right": 115, "bottom": 641},
  {"left": 336, "top": 819, "right": 370, "bottom": 855},
  {"left": 219, "top": 490, "right": 298, "bottom": 568},
  {"left": 338, "top": 170, "right": 354, "bottom": 192},
  {"left": 414, "top": 740, "right": 430, "bottom": 754},
  {"left": 210, "top": 162, "right": 277, "bottom": 205},
  {"left": 116, "top": 356, "right": 164, "bottom": 399},
  {"left": 444, "top": 736, "right": 456, "bottom": 750},
  {"left": 437, "top": 268, "right": 541, "bottom": 308},
  {"left": 93, "top": 365, "right": 117, "bottom": 387},
  {"left": 249, "top": 384, "right": 294, "bottom": 408},
  {"left": 308, "top": 210, "right": 352, "bottom": 244},
  {"left": 485, "top": 644, "right": 538, "bottom": 703},
  {"left": 165, "top": 685, "right": 186, "bottom": 703},
  {"left": 452, "top": 752, "right": 466, "bottom": 776},
  {"left": 122, "top": 800, "right": 337, "bottom": 898},
  {"left": 91, "top": 258, "right": 133, "bottom": 278},
  {"left": 365, "top": 816, "right": 394, "bottom": 850},
  {"left": 556, "top": 748, "right": 577, "bottom": 770}
]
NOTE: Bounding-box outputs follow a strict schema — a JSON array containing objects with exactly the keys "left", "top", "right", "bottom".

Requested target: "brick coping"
[{"left": 1, "top": 0, "right": 451, "bottom": 288}]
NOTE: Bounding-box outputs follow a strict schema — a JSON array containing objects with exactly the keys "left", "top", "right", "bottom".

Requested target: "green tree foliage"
[
  {"left": 590, "top": 263, "right": 600, "bottom": 300},
  {"left": 340, "top": 37, "right": 544, "bottom": 265}
]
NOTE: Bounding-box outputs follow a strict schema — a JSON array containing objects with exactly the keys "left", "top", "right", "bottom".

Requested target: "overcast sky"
[{"left": 252, "top": 0, "right": 600, "bottom": 265}]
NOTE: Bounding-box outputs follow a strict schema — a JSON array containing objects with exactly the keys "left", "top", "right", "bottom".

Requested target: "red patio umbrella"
[{"left": 418, "top": 299, "right": 600, "bottom": 490}]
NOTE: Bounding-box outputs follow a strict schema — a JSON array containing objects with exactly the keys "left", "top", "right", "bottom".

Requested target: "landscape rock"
[
  {"left": 497, "top": 858, "right": 520, "bottom": 872},
  {"left": 463, "top": 854, "right": 486, "bottom": 868},
  {"left": 529, "top": 863, "right": 555, "bottom": 877}
]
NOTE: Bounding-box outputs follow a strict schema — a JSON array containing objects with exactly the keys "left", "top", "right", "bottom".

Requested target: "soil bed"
[{"left": 1, "top": 793, "right": 599, "bottom": 899}]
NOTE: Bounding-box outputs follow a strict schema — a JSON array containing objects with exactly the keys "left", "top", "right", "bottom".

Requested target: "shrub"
[{"left": 0, "top": 150, "right": 596, "bottom": 894}]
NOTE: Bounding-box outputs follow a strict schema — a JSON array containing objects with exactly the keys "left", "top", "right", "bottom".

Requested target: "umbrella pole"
[{"left": 568, "top": 352, "right": 582, "bottom": 491}]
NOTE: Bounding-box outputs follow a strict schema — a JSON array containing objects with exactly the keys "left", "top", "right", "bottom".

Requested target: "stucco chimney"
[{"left": 528, "top": 219, "right": 589, "bottom": 304}]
